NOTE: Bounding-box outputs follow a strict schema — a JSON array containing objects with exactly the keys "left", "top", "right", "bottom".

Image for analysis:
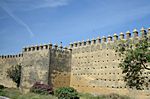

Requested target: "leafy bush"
[
  {"left": 7, "top": 64, "right": 21, "bottom": 87},
  {"left": 54, "top": 87, "right": 79, "bottom": 99},
  {"left": 30, "top": 82, "right": 53, "bottom": 95}
]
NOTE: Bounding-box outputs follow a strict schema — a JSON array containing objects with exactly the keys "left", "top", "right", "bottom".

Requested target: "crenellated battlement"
[
  {"left": 23, "top": 43, "right": 71, "bottom": 53},
  {"left": 0, "top": 53, "right": 23, "bottom": 59},
  {"left": 0, "top": 26, "right": 150, "bottom": 98},
  {"left": 69, "top": 27, "right": 150, "bottom": 49}
]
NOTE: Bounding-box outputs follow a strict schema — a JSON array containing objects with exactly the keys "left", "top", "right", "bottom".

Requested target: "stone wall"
[
  {"left": 20, "top": 44, "right": 50, "bottom": 92},
  {"left": 70, "top": 28, "right": 150, "bottom": 99},
  {"left": 48, "top": 45, "right": 71, "bottom": 88},
  {"left": 20, "top": 44, "right": 71, "bottom": 92},
  {"left": 0, "top": 27, "right": 150, "bottom": 98},
  {"left": 0, "top": 54, "right": 23, "bottom": 88},
  {"left": 70, "top": 40, "right": 125, "bottom": 94}
]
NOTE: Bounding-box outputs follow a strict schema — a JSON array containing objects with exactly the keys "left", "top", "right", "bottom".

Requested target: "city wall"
[
  {"left": 0, "top": 27, "right": 150, "bottom": 99},
  {"left": 0, "top": 54, "right": 23, "bottom": 88},
  {"left": 70, "top": 28, "right": 150, "bottom": 99},
  {"left": 20, "top": 44, "right": 71, "bottom": 92}
]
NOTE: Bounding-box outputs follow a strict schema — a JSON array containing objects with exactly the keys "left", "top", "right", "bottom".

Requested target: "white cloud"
[
  {"left": 31, "top": 0, "right": 69, "bottom": 9},
  {"left": 2, "top": 0, "right": 71, "bottom": 11}
]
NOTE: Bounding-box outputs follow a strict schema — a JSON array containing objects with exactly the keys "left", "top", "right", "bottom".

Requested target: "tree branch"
[{"left": 141, "top": 62, "right": 150, "bottom": 70}]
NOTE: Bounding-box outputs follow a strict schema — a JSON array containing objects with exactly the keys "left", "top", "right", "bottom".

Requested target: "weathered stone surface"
[{"left": 0, "top": 29, "right": 150, "bottom": 99}]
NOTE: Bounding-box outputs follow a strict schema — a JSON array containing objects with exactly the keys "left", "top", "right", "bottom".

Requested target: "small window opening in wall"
[
  {"left": 113, "top": 66, "right": 115, "bottom": 68},
  {"left": 109, "top": 73, "right": 111, "bottom": 74},
  {"left": 107, "top": 60, "right": 108, "bottom": 62},
  {"left": 107, "top": 48, "right": 108, "bottom": 50},
  {"left": 93, "top": 86, "right": 95, "bottom": 88},
  {"left": 113, "top": 60, "right": 114, "bottom": 61},
  {"left": 118, "top": 59, "right": 120, "bottom": 61},
  {"left": 103, "top": 61, "right": 104, "bottom": 62},
  {"left": 107, "top": 54, "right": 108, "bottom": 56},
  {"left": 104, "top": 79, "right": 106, "bottom": 81},
  {"left": 91, "top": 56, "right": 93, "bottom": 58},
  {"left": 105, "top": 66, "right": 107, "bottom": 68},
  {"left": 101, "top": 67, "right": 103, "bottom": 69},
  {"left": 115, "top": 54, "right": 117, "bottom": 56},
  {"left": 147, "top": 88, "right": 149, "bottom": 90}
]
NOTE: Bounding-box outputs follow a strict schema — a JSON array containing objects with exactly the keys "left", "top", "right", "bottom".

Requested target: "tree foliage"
[
  {"left": 7, "top": 64, "right": 21, "bottom": 88},
  {"left": 117, "top": 38, "right": 150, "bottom": 90}
]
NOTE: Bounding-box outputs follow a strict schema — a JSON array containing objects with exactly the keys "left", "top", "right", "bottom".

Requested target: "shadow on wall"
[{"left": 48, "top": 49, "right": 71, "bottom": 88}]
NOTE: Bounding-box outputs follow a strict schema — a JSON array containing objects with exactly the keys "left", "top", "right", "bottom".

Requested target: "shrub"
[
  {"left": 7, "top": 64, "right": 21, "bottom": 87},
  {"left": 30, "top": 82, "right": 53, "bottom": 95},
  {"left": 54, "top": 87, "right": 79, "bottom": 99}
]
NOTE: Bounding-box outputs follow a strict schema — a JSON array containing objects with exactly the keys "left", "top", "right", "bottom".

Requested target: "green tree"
[
  {"left": 7, "top": 64, "right": 21, "bottom": 88},
  {"left": 117, "top": 38, "right": 150, "bottom": 90}
]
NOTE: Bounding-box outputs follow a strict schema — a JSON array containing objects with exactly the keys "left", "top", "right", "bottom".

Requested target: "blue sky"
[{"left": 0, "top": 0, "right": 150, "bottom": 54}]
